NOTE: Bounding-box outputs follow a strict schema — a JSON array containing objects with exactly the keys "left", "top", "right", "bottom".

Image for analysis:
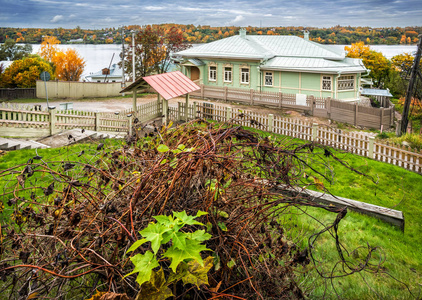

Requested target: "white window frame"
[
  {"left": 209, "top": 66, "right": 217, "bottom": 82},
  {"left": 241, "top": 68, "right": 249, "bottom": 84},
  {"left": 338, "top": 75, "right": 355, "bottom": 91},
  {"left": 264, "top": 72, "right": 273, "bottom": 86},
  {"left": 224, "top": 67, "right": 232, "bottom": 83},
  {"left": 322, "top": 75, "right": 332, "bottom": 91}
]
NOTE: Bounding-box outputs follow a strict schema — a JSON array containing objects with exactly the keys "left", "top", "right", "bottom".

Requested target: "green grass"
[
  {"left": 0, "top": 138, "right": 123, "bottom": 221},
  {"left": 249, "top": 128, "right": 422, "bottom": 299},
  {"left": 0, "top": 127, "right": 421, "bottom": 299}
]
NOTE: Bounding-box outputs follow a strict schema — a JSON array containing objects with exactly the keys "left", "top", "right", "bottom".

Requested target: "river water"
[{"left": 29, "top": 44, "right": 417, "bottom": 80}]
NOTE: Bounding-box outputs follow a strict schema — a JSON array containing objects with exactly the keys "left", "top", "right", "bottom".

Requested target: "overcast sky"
[{"left": 0, "top": 0, "right": 421, "bottom": 29}]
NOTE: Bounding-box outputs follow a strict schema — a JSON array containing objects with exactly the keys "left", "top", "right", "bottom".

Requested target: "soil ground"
[{"left": 13, "top": 94, "right": 379, "bottom": 136}]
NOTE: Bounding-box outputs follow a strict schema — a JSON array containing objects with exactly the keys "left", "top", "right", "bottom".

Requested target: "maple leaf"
[
  {"left": 187, "top": 230, "right": 212, "bottom": 242},
  {"left": 126, "top": 238, "right": 148, "bottom": 254},
  {"left": 182, "top": 256, "right": 213, "bottom": 289},
  {"left": 162, "top": 230, "right": 187, "bottom": 249},
  {"left": 135, "top": 268, "right": 173, "bottom": 300},
  {"left": 140, "top": 222, "right": 171, "bottom": 254},
  {"left": 163, "top": 239, "right": 211, "bottom": 272},
  {"left": 124, "top": 251, "right": 159, "bottom": 286},
  {"left": 172, "top": 211, "right": 204, "bottom": 226}
]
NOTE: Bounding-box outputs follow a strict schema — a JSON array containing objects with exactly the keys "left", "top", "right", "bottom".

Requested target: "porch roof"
[
  {"left": 120, "top": 71, "right": 200, "bottom": 100},
  {"left": 361, "top": 88, "right": 393, "bottom": 97}
]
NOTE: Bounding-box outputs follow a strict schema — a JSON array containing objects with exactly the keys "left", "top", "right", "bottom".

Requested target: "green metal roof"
[
  {"left": 176, "top": 33, "right": 366, "bottom": 74},
  {"left": 177, "top": 35, "right": 344, "bottom": 60},
  {"left": 261, "top": 57, "right": 366, "bottom": 74}
]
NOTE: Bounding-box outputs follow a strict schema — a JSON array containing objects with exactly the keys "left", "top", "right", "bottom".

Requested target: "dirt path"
[{"left": 17, "top": 94, "right": 377, "bottom": 136}]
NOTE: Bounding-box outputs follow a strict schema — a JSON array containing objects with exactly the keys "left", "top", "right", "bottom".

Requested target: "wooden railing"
[
  {"left": 0, "top": 100, "right": 163, "bottom": 138},
  {"left": 169, "top": 101, "right": 422, "bottom": 174},
  {"left": 190, "top": 85, "right": 394, "bottom": 130}
]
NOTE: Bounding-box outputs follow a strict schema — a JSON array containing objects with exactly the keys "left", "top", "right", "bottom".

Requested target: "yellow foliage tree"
[
  {"left": 39, "top": 36, "right": 61, "bottom": 62},
  {"left": 345, "top": 42, "right": 390, "bottom": 87},
  {"left": 0, "top": 56, "right": 53, "bottom": 88},
  {"left": 52, "top": 48, "right": 86, "bottom": 81}
]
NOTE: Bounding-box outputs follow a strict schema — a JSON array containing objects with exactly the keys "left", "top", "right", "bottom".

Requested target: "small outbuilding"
[{"left": 120, "top": 71, "right": 200, "bottom": 124}]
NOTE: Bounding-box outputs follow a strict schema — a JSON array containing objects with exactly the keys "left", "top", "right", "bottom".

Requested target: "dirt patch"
[{"left": 17, "top": 94, "right": 377, "bottom": 136}]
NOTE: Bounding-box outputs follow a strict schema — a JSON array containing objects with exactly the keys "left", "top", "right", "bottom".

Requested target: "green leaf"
[
  {"left": 170, "top": 158, "right": 178, "bottom": 168},
  {"left": 160, "top": 159, "right": 167, "bottom": 165},
  {"left": 152, "top": 215, "right": 174, "bottom": 227},
  {"left": 124, "top": 251, "right": 159, "bottom": 286},
  {"left": 213, "top": 253, "right": 221, "bottom": 271},
  {"left": 217, "top": 222, "right": 227, "bottom": 231},
  {"left": 216, "top": 210, "right": 229, "bottom": 218},
  {"left": 227, "top": 258, "right": 236, "bottom": 268},
  {"left": 157, "top": 144, "right": 169, "bottom": 153},
  {"left": 167, "top": 262, "right": 188, "bottom": 284},
  {"left": 135, "top": 268, "right": 173, "bottom": 300},
  {"left": 163, "top": 239, "right": 211, "bottom": 272},
  {"left": 206, "top": 222, "right": 212, "bottom": 233},
  {"left": 196, "top": 210, "right": 208, "bottom": 217},
  {"left": 187, "top": 230, "right": 212, "bottom": 242},
  {"left": 173, "top": 211, "right": 203, "bottom": 226},
  {"left": 181, "top": 256, "right": 213, "bottom": 289},
  {"left": 126, "top": 238, "right": 148, "bottom": 254},
  {"left": 162, "top": 230, "right": 187, "bottom": 249},
  {"left": 140, "top": 222, "right": 171, "bottom": 254},
  {"left": 177, "top": 144, "right": 186, "bottom": 151}
]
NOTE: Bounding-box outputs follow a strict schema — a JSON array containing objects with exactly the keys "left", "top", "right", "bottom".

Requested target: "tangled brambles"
[{"left": 0, "top": 119, "right": 384, "bottom": 299}]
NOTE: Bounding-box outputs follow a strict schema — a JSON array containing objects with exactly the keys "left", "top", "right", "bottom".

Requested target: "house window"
[
  {"left": 224, "top": 67, "right": 232, "bottom": 82},
  {"left": 338, "top": 75, "right": 355, "bottom": 90},
  {"left": 241, "top": 68, "right": 249, "bottom": 84},
  {"left": 322, "top": 76, "right": 332, "bottom": 91},
  {"left": 264, "top": 72, "right": 273, "bottom": 86},
  {"left": 209, "top": 66, "right": 217, "bottom": 81}
]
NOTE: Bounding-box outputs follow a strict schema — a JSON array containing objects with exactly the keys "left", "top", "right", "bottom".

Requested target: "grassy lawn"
[
  {"left": 252, "top": 129, "right": 422, "bottom": 299},
  {"left": 0, "top": 127, "right": 420, "bottom": 299}
]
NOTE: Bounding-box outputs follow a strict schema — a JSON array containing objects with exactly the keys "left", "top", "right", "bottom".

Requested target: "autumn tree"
[
  {"left": 52, "top": 48, "right": 86, "bottom": 81},
  {"left": 0, "top": 39, "right": 32, "bottom": 61},
  {"left": 120, "top": 25, "right": 190, "bottom": 79},
  {"left": 345, "top": 42, "right": 390, "bottom": 87},
  {"left": 0, "top": 56, "right": 53, "bottom": 88},
  {"left": 391, "top": 53, "right": 415, "bottom": 71},
  {"left": 39, "top": 36, "right": 60, "bottom": 62}
]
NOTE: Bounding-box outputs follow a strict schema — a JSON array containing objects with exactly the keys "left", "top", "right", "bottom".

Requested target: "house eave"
[{"left": 259, "top": 67, "right": 367, "bottom": 74}]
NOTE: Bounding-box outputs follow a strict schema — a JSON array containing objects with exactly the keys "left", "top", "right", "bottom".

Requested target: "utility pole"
[
  {"left": 121, "top": 26, "right": 125, "bottom": 96},
  {"left": 400, "top": 35, "right": 422, "bottom": 135},
  {"left": 131, "top": 30, "right": 137, "bottom": 113}
]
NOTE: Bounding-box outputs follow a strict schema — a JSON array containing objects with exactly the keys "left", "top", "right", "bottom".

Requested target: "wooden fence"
[
  {"left": 0, "top": 100, "right": 163, "bottom": 138},
  {"left": 168, "top": 101, "right": 422, "bottom": 174},
  {"left": 190, "top": 85, "right": 394, "bottom": 130},
  {"left": 0, "top": 88, "right": 36, "bottom": 100}
]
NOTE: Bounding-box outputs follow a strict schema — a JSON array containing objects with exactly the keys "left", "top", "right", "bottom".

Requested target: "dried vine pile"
[{"left": 0, "top": 119, "right": 382, "bottom": 299}]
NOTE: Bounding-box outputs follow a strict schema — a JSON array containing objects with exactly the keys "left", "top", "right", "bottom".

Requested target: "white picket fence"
[
  {"left": 168, "top": 101, "right": 422, "bottom": 174},
  {"left": 0, "top": 100, "right": 163, "bottom": 138}
]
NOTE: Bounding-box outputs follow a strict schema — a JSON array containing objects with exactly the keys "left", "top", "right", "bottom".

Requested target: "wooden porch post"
[
  {"left": 132, "top": 90, "right": 137, "bottom": 114},
  {"left": 185, "top": 93, "right": 190, "bottom": 121}
]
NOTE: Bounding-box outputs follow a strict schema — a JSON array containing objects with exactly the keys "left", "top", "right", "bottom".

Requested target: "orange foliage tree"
[
  {"left": 0, "top": 56, "right": 53, "bottom": 88},
  {"left": 52, "top": 48, "right": 85, "bottom": 81}
]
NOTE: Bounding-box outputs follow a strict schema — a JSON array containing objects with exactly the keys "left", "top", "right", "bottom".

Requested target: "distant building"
[
  {"left": 175, "top": 29, "right": 368, "bottom": 101},
  {"left": 84, "top": 63, "right": 123, "bottom": 82}
]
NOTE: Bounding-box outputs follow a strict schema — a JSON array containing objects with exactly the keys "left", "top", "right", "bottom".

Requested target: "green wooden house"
[{"left": 175, "top": 30, "right": 368, "bottom": 101}]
